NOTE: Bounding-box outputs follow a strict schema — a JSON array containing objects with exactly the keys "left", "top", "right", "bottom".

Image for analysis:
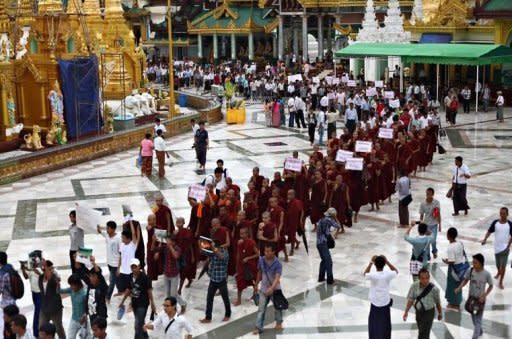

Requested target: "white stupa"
[
  {"left": 357, "top": 0, "right": 382, "bottom": 43},
  {"left": 380, "top": 0, "right": 411, "bottom": 43},
  {"left": 410, "top": 0, "right": 424, "bottom": 25}
]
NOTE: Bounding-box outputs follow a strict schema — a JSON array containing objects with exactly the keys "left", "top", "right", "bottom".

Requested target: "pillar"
[
  {"left": 197, "top": 34, "right": 203, "bottom": 59},
  {"left": 278, "top": 15, "right": 284, "bottom": 60},
  {"left": 272, "top": 33, "right": 278, "bottom": 59},
  {"left": 213, "top": 33, "right": 218, "bottom": 60},
  {"left": 231, "top": 33, "right": 236, "bottom": 60},
  {"left": 248, "top": 32, "right": 254, "bottom": 60},
  {"left": 293, "top": 20, "right": 299, "bottom": 57},
  {"left": 302, "top": 15, "right": 308, "bottom": 62},
  {"left": 318, "top": 15, "right": 324, "bottom": 61},
  {"left": 326, "top": 16, "right": 332, "bottom": 54},
  {"left": 221, "top": 35, "right": 226, "bottom": 58}
]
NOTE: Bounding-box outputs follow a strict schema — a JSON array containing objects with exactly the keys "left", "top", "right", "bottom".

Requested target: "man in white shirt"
[
  {"left": 451, "top": 156, "right": 471, "bottom": 216},
  {"left": 154, "top": 118, "right": 167, "bottom": 135},
  {"left": 154, "top": 129, "right": 170, "bottom": 177},
  {"left": 481, "top": 207, "right": 512, "bottom": 289},
  {"left": 344, "top": 102, "right": 358, "bottom": 134},
  {"left": 117, "top": 219, "right": 140, "bottom": 293},
  {"left": 97, "top": 221, "right": 121, "bottom": 302},
  {"left": 294, "top": 95, "right": 307, "bottom": 128},
  {"left": 496, "top": 90, "right": 505, "bottom": 122},
  {"left": 364, "top": 255, "right": 398, "bottom": 338},
  {"left": 317, "top": 110, "right": 326, "bottom": 146},
  {"left": 320, "top": 94, "right": 329, "bottom": 112},
  {"left": 336, "top": 89, "right": 346, "bottom": 116},
  {"left": 144, "top": 296, "right": 193, "bottom": 339},
  {"left": 68, "top": 210, "right": 84, "bottom": 273},
  {"left": 287, "top": 96, "right": 296, "bottom": 128},
  {"left": 461, "top": 86, "right": 471, "bottom": 113}
]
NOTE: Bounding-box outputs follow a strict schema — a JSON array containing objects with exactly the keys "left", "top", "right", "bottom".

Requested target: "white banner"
[
  {"left": 375, "top": 80, "right": 384, "bottom": 88},
  {"left": 384, "top": 91, "right": 395, "bottom": 99},
  {"left": 389, "top": 99, "right": 401, "bottom": 108},
  {"left": 366, "top": 87, "right": 377, "bottom": 97},
  {"left": 341, "top": 76, "right": 349, "bottom": 83},
  {"left": 188, "top": 184, "right": 207, "bottom": 202},
  {"left": 332, "top": 78, "right": 340, "bottom": 85},
  {"left": 355, "top": 140, "right": 373, "bottom": 153},
  {"left": 288, "top": 74, "right": 302, "bottom": 83},
  {"left": 345, "top": 157, "right": 364, "bottom": 171},
  {"left": 378, "top": 128, "right": 394, "bottom": 139},
  {"left": 76, "top": 204, "right": 103, "bottom": 233},
  {"left": 335, "top": 150, "right": 353, "bottom": 162},
  {"left": 347, "top": 80, "right": 357, "bottom": 87},
  {"left": 284, "top": 157, "right": 302, "bottom": 172}
]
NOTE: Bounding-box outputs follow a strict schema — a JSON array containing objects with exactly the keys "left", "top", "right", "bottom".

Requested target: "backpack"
[
  {"left": 2, "top": 265, "right": 24, "bottom": 299},
  {"left": 201, "top": 174, "right": 214, "bottom": 186}
]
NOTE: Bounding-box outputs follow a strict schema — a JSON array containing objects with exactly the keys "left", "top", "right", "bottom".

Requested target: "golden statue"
[
  {"left": 104, "top": 105, "right": 114, "bottom": 133},
  {"left": 24, "top": 125, "right": 44, "bottom": 150}
]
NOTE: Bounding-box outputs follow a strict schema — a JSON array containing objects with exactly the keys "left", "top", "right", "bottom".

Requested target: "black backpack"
[{"left": 3, "top": 266, "right": 24, "bottom": 299}]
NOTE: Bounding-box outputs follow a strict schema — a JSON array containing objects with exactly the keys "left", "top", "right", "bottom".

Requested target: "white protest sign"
[
  {"left": 378, "top": 128, "right": 394, "bottom": 139},
  {"left": 284, "top": 157, "right": 302, "bottom": 172},
  {"left": 347, "top": 80, "right": 357, "bottom": 87},
  {"left": 287, "top": 74, "right": 302, "bottom": 83},
  {"left": 313, "top": 76, "right": 320, "bottom": 84},
  {"left": 76, "top": 247, "right": 93, "bottom": 269},
  {"left": 76, "top": 204, "right": 103, "bottom": 233},
  {"left": 325, "top": 76, "right": 333, "bottom": 85},
  {"left": 384, "top": 91, "right": 395, "bottom": 99},
  {"left": 332, "top": 78, "right": 340, "bottom": 85},
  {"left": 341, "top": 76, "right": 349, "bottom": 83},
  {"left": 375, "top": 80, "right": 384, "bottom": 88},
  {"left": 154, "top": 229, "right": 168, "bottom": 242},
  {"left": 355, "top": 140, "right": 373, "bottom": 153},
  {"left": 389, "top": 99, "right": 401, "bottom": 108},
  {"left": 366, "top": 87, "right": 377, "bottom": 97},
  {"left": 188, "top": 184, "right": 207, "bottom": 202},
  {"left": 345, "top": 157, "right": 364, "bottom": 171},
  {"left": 336, "top": 150, "right": 353, "bottom": 162}
]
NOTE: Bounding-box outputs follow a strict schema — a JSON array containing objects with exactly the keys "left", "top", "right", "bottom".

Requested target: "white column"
[
  {"left": 248, "top": 32, "right": 254, "bottom": 60},
  {"left": 475, "top": 65, "right": 479, "bottom": 113},
  {"left": 278, "top": 15, "right": 284, "bottom": 60},
  {"left": 293, "top": 21, "right": 299, "bottom": 57},
  {"left": 326, "top": 17, "right": 332, "bottom": 54},
  {"left": 213, "top": 33, "right": 218, "bottom": 60},
  {"left": 302, "top": 15, "right": 308, "bottom": 62},
  {"left": 318, "top": 15, "right": 324, "bottom": 61},
  {"left": 197, "top": 34, "right": 203, "bottom": 59},
  {"left": 399, "top": 60, "right": 404, "bottom": 94},
  {"left": 231, "top": 33, "right": 236, "bottom": 60}
]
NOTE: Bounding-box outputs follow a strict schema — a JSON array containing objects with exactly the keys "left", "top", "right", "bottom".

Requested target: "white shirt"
[
  {"left": 287, "top": 84, "right": 295, "bottom": 94},
  {"left": 119, "top": 242, "right": 137, "bottom": 274},
  {"left": 344, "top": 107, "right": 358, "bottom": 123},
  {"left": 461, "top": 89, "right": 471, "bottom": 100},
  {"left": 154, "top": 124, "right": 167, "bottom": 134},
  {"left": 320, "top": 95, "right": 329, "bottom": 107},
  {"left": 101, "top": 232, "right": 121, "bottom": 267},
  {"left": 287, "top": 97, "right": 295, "bottom": 111},
  {"left": 365, "top": 270, "right": 397, "bottom": 307},
  {"left": 294, "top": 97, "right": 306, "bottom": 111},
  {"left": 418, "top": 116, "right": 429, "bottom": 129},
  {"left": 317, "top": 111, "right": 326, "bottom": 126},
  {"left": 336, "top": 92, "right": 346, "bottom": 105},
  {"left": 496, "top": 95, "right": 504, "bottom": 106},
  {"left": 453, "top": 164, "right": 471, "bottom": 184},
  {"left": 447, "top": 241, "right": 466, "bottom": 265},
  {"left": 490, "top": 220, "right": 512, "bottom": 254},
  {"left": 151, "top": 312, "right": 193, "bottom": 339},
  {"left": 192, "top": 124, "right": 199, "bottom": 135},
  {"left": 154, "top": 136, "right": 166, "bottom": 152}
]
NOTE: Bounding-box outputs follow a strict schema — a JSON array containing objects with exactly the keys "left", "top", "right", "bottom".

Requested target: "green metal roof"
[
  {"left": 335, "top": 43, "right": 512, "bottom": 65},
  {"left": 482, "top": 0, "right": 512, "bottom": 11}
]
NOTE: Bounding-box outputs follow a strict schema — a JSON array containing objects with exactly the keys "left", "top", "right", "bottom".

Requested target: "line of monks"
[{"left": 130, "top": 117, "right": 439, "bottom": 306}]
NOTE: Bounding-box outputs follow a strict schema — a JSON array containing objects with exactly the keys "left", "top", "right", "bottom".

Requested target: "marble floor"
[{"left": 1, "top": 104, "right": 512, "bottom": 339}]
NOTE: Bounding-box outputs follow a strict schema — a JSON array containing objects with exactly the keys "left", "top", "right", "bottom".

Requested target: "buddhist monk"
[
  {"left": 330, "top": 175, "right": 350, "bottom": 234},
  {"left": 310, "top": 170, "right": 328, "bottom": 232},
  {"left": 249, "top": 167, "right": 265, "bottom": 192},
  {"left": 233, "top": 227, "right": 259, "bottom": 306},
  {"left": 257, "top": 211, "right": 278, "bottom": 255},
  {"left": 268, "top": 197, "right": 287, "bottom": 262},
  {"left": 285, "top": 189, "right": 304, "bottom": 255},
  {"left": 153, "top": 194, "right": 174, "bottom": 234},
  {"left": 175, "top": 217, "right": 197, "bottom": 294},
  {"left": 233, "top": 210, "right": 253, "bottom": 241},
  {"left": 146, "top": 213, "right": 165, "bottom": 280}
]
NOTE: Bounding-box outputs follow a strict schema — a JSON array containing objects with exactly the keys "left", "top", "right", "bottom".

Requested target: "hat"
[
  {"left": 130, "top": 258, "right": 140, "bottom": 267},
  {"left": 324, "top": 207, "right": 337, "bottom": 217}
]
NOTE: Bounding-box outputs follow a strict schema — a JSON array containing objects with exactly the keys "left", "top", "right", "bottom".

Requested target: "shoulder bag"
[
  {"left": 464, "top": 268, "right": 484, "bottom": 315},
  {"left": 409, "top": 240, "right": 430, "bottom": 275},
  {"left": 413, "top": 283, "right": 434, "bottom": 311},
  {"left": 450, "top": 242, "right": 470, "bottom": 282},
  {"left": 263, "top": 260, "right": 288, "bottom": 310},
  {"left": 165, "top": 318, "right": 176, "bottom": 333}
]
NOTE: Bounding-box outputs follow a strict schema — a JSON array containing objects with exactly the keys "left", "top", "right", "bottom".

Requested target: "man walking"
[
  {"left": 364, "top": 255, "right": 398, "bottom": 339},
  {"left": 455, "top": 254, "right": 493, "bottom": 339},
  {"left": 97, "top": 222, "right": 121, "bottom": 303},
  {"left": 200, "top": 240, "right": 231, "bottom": 323},
  {"left": 344, "top": 102, "right": 358, "bottom": 134},
  {"left": 451, "top": 156, "right": 471, "bottom": 216},
  {"left": 316, "top": 208, "right": 341, "bottom": 284},
  {"left": 143, "top": 296, "right": 193, "bottom": 339},
  {"left": 405, "top": 223, "right": 432, "bottom": 280},
  {"left": 396, "top": 169, "right": 411, "bottom": 228},
  {"left": 194, "top": 121, "right": 209, "bottom": 173},
  {"left": 419, "top": 188, "right": 441, "bottom": 260},
  {"left": 68, "top": 210, "right": 84, "bottom": 273},
  {"left": 403, "top": 269, "right": 443, "bottom": 339},
  {"left": 154, "top": 129, "right": 169, "bottom": 177},
  {"left": 481, "top": 207, "right": 512, "bottom": 289},
  {"left": 253, "top": 243, "right": 284, "bottom": 334}
]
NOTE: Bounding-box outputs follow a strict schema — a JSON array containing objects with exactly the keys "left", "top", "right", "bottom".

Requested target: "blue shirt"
[
  {"left": 59, "top": 287, "right": 87, "bottom": 322},
  {"left": 317, "top": 217, "right": 341, "bottom": 245},
  {"left": 207, "top": 248, "right": 229, "bottom": 283},
  {"left": 258, "top": 256, "right": 282, "bottom": 292},
  {"left": 404, "top": 234, "right": 432, "bottom": 266}
]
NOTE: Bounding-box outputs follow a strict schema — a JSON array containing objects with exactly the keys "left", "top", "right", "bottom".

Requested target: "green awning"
[{"left": 335, "top": 43, "right": 512, "bottom": 65}]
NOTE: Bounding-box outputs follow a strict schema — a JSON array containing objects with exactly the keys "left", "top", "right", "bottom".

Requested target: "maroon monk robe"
[
  {"left": 146, "top": 224, "right": 166, "bottom": 280},
  {"left": 154, "top": 204, "right": 175, "bottom": 234},
  {"left": 258, "top": 187, "right": 272, "bottom": 212},
  {"left": 285, "top": 198, "right": 303, "bottom": 245},
  {"left": 176, "top": 227, "right": 197, "bottom": 280},
  {"left": 232, "top": 220, "right": 253, "bottom": 243},
  {"left": 188, "top": 204, "right": 199, "bottom": 239},
  {"left": 258, "top": 221, "right": 277, "bottom": 255},
  {"left": 269, "top": 205, "right": 285, "bottom": 253},
  {"left": 250, "top": 175, "right": 265, "bottom": 192},
  {"left": 310, "top": 179, "right": 327, "bottom": 224},
  {"left": 331, "top": 183, "right": 350, "bottom": 226},
  {"left": 236, "top": 238, "right": 258, "bottom": 291}
]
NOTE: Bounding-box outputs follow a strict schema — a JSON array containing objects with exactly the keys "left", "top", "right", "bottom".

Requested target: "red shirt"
[{"left": 163, "top": 245, "right": 181, "bottom": 277}]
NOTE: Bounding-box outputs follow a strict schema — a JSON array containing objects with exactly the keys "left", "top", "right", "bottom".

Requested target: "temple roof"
[
  {"left": 475, "top": 0, "right": 512, "bottom": 18},
  {"left": 481, "top": 0, "right": 512, "bottom": 11},
  {"left": 188, "top": 3, "right": 275, "bottom": 34}
]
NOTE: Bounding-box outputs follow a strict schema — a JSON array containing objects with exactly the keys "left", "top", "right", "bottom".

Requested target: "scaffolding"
[{"left": 100, "top": 52, "right": 127, "bottom": 119}]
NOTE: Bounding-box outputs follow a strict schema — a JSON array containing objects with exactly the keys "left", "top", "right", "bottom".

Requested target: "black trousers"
[
  {"left": 69, "top": 250, "right": 77, "bottom": 273},
  {"left": 205, "top": 279, "right": 231, "bottom": 320},
  {"left": 295, "top": 109, "right": 306, "bottom": 128},
  {"left": 368, "top": 301, "right": 392, "bottom": 339},
  {"left": 327, "top": 122, "right": 336, "bottom": 140},
  {"left": 308, "top": 124, "right": 316, "bottom": 144},
  {"left": 453, "top": 183, "right": 469, "bottom": 213}
]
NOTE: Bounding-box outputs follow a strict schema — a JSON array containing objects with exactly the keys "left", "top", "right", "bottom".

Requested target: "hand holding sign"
[{"left": 355, "top": 140, "right": 372, "bottom": 153}]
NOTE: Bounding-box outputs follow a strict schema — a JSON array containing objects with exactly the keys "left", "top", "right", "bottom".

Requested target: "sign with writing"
[
  {"left": 389, "top": 99, "right": 401, "bottom": 108},
  {"left": 287, "top": 74, "right": 302, "bottom": 83},
  {"left": 341, "top": 76, "right": 349, "bottom": 83},
  {"left": 347, "top": 80, "right": 357, "bottom": 87},
  {"left": 375, "top": 80, "right": 384, "bottom": 88},
  {"left": 345, "top": 157, "right": 364, "bottom": 171},
  {"left": 378, "top": 128, "right": 394, "bottom": 139},
  {"left": 76, "top": 204, "right": 103, "bottom": 233},
  {"left": 366, "top": 87, "right": 377, "bottom": 97},
  {"left": 384, "top": 91, "right": 395, "bottom": 99},
  {"left": 188, "top": 184, "right": 207, "bottom": 202},
  {"left": 284, "top": 157, "right": 302, "bottom": 172},
  {"left": 355, "top": 140, "right": 373, "bottom": 153},
  {"left": 336, "top": 150, "right": 353, "bottom": 162}
]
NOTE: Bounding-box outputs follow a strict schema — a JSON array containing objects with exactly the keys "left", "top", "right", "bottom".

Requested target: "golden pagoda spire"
[
  {"left": 82, "top": 0, "right": 101, "bottom": 15},
  {"left": 104, "top": 0, "right": 124, "bottom": 18},
  {"left": 17, "top": 0, "right": 35, "bottom": 26},
  {"left": 38, "top": 0, "right": 63, "bottom": 14},
  {"left": 0, "top": 0, "right": 9, "bottom": 33}
]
